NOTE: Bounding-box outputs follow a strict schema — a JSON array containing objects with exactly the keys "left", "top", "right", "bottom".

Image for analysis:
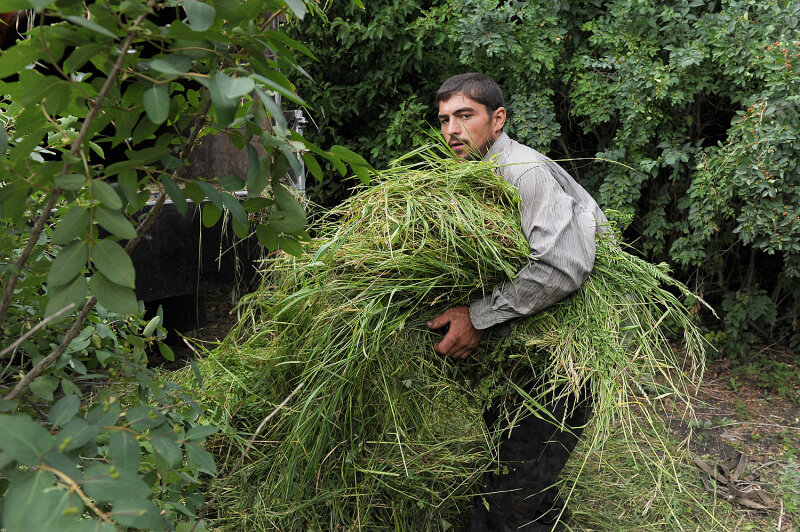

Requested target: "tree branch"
[{"left": 0, "top": 303, "right": 76, "bottom": 359}]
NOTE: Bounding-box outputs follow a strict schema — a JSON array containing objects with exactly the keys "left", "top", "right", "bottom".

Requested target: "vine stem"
[
  {"left": 39, "top": 463, "right": 114, "bottom": 523},
  {"left": 0, "top": 9, "right": 150, "bottom": 325},
  {"left": 5, "top": 169, "right": 184, "bottom": 401},
  {"left": 0, "top": 303, "right": 75, "bottom": 359}
]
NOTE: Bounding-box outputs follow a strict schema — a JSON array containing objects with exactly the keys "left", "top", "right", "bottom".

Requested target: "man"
[{"left": 427, "top": 73, "right": 607, "bottom": 531}]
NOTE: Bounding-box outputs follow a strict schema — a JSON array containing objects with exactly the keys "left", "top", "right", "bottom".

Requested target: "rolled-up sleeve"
[{"left": 469, "top": 165, "right": 599, "bottom": 330}]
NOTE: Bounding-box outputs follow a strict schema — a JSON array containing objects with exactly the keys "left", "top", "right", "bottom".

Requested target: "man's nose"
[{"left": 444, "top": 119, "right": 460, "bottom": 137}]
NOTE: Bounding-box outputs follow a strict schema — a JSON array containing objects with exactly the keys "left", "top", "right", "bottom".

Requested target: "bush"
[{"left": 290, "top": 0, "right": 800, "bottom": 357}]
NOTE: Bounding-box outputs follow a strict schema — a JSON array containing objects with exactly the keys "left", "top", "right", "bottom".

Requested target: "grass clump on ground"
[{"left": 180, "top": 148, "right": 707, "bottom": 530}]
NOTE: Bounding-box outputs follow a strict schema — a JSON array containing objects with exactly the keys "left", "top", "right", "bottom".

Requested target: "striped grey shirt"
[{"left": 469, "top": 132, "right": 608, "bottom": 330}]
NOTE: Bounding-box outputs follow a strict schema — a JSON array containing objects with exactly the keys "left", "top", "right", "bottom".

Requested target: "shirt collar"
[{"left": 483, "top": 131, "right": 511, "bottom": 162}]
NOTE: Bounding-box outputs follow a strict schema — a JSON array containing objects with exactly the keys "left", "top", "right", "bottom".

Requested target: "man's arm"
[
  {"left": 470, "top": 165, "right": 599, "bottom": 329},
  {"left": 429, "top": 164, "right": 599, "bottom": 357}
]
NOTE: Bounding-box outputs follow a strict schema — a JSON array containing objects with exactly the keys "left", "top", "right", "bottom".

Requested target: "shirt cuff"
[{"left": 468, "top": 297, "right": 496, "bottom": 330}]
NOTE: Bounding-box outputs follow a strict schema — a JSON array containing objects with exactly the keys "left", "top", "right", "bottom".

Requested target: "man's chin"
[{"left": 451, "top": 145, "right": 480, "bottom": 161}]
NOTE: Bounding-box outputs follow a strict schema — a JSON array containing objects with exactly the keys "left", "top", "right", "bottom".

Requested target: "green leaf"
[
  {"left": 95, "top": 207, "right": 138, "bottom": 240},
  {"left": 82, "top": 464, "right": 152, "bottom": 503},
  {"left": 250, "top": 72, "right": 306, "bottom": 107},
  {"left": 246, "top": 145, "right": 267, "bottom": 195},
  {"left": 201, "top": 202, "right": 222, "bottom": 227},
  {"left": 63, "top": 43, "right": 105, "bottom": 74},
  {"left": 185, "top": 425, "right": 218, "bottom": 441},
  {"left": 52, "top": 206, "right": 90, "bottom": 244},
  {"left": 152, "top": 432, "right": 182, "bottom": 467},
  {"left": 208, "top": 79, "right": 235, "bottom": 126},
  {"left": 196, "top": 181, "right": 223, "bottom": 207},
  {"left": 0, "top": 41, "right": 43, "bottom": 78},
  {"left": 0, "top": 414, "right": 54, "bottom": 466},
  {"left": 48, "top": 240, "right": 88, "bottom": 287},
  {"left": 56, "top": 418, "right": 101, "bottom": 452},
  {"left": 86, "top": 401, "right": 121, "bottom": 427},
  {"left": 184, "top": 442, "right": 217, "bottom": 474},
  {"left": 109, "top": 430, "right": 141, "bottom": 472},
  {"left": 220, "top": 174, "right": 245, "bottom": 191},
  {"left": 0, "top": 399, "right": 17, "bottom": 412},
  {"left": 3, "top": 471, "right": 83, "bottom": 532},
  {"left": 256, "top": 223, "right": 278, "bottom": 251},
  {"left": 232, "top": 216, "right": 249, "bottom": 239},
  {"left": 91, "top": 180, "right": 123, "bottom": 210},
  {"left": 65, "top": 15, "right": 118, "bottom": 39},
  {"left": 112, "top": 498, "right": 165, "bottom": 530},
  {"left": 0, "top": 0, "right": 33, "bottom": 11},
  {"left": 119, "top": 0, "right": 154, "bottom": 16},
  {"left": 221, "top": 192, "right": 248, "bottom": 226},
  {"left": 55, "top": 173, "right": 86, "bottom": 191},
  {"left": 89, "top": 272, "right": 139, "bottom": 316},
  {"left": 242, "top": 197, "right": 273, "bottom": 212},
  {"left": 115, "top": 170, "right": 138, "bottom": 206},
  {"left": 330, "top": 144, "right": 371, "bottom": 168},
  {"left": 218, "top": 74, "right": 254, "bottom": 100},
  {"left": 125, "top": 406, "right": 165, "bottom": 430},
  {"left": 142, "top": 315, "right": 161, "bottom": 337},
  {"left": 92, "top": 239, "right": 136, "bottom": 289},
  {"left": 270, "top": 183, "right": 306, "bottom": 233},
  {"left": 263, "top": 30, "right": 316, "bottom": 60},
  {"left": 143, "top": 84, "right": 170, "bottom": 125},
  {"left": 183, "top": 0, "right": 216, "bottom": 32},
  {"left": 29, "top": 375, "right": 60, "bottom": 401},
  {"left": 0, "top": 128, "right": 7, "bottom": 154},
  {"left": 255, "top": 87, "right": 287, "bottom": 130},
  {"left": 269, "top": 209, "right": 304, "bottom": 234},
  {"left": 148, "top": 54, "right": 193, "bottom": 76},
  {"left": 159, "top": 175, "right": 187, "bottom": 216},
  {"left": 278, "top": 235, "right": 303, "bottom": 257},
  {"left": 49, "top": 395, "right": 81, "bottom": 427},
  {"left": 183, "top": 181, "right": 205, "bottom": 205},
  {"left": 301, "top": 153, "right": 323, "bottom": 181},
  {"left": 46, "top": 275, "right": 87, "bottom": 318},
  {"left": 158, "top": 342, "right": 175, "bottom": 361},
  {"left": 283, "top": 0, "right": 307, "bottom": 20}
]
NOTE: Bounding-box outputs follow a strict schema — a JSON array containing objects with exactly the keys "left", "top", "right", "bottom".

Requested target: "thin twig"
[
  {"left": 193, "top": 381, "right": 304, "bottom": 531},
  {"left": 4, "top": 298, "right": 96, "bottom": 401},
  {"left": 39, "top": 463, "right": 113, "bottom": 523},
  {"left": 0, "top": 303, "right": 76, "bottom": 359}
]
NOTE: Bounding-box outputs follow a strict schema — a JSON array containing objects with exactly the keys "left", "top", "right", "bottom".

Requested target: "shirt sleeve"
[{"left": 469, "top": 164, "right": 599, "bottom": 330}]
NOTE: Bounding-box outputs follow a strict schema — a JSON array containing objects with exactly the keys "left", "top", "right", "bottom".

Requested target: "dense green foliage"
[
  {"left": 0, "top": 0, "right": 368, "bottom": 529},
  {"left": 291, "top": 0, "right": 800, "bottom": 358}
]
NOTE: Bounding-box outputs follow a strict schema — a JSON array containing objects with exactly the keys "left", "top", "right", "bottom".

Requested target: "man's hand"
[{"left": 427, "top": 306, "right": 485, "bottom": 359}]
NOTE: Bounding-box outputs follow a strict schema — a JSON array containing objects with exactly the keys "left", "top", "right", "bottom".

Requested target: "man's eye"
[{"left": 460, "top": 114, "right": 471, "bottom": 120}]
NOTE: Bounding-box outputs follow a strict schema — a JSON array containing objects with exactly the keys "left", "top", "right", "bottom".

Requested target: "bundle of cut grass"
[{"left": 186, "top": 148, "right": 706, "bottom": 530}]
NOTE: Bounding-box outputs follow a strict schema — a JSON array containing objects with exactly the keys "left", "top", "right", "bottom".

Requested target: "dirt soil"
[{"left": 665, "top": 348, "right": 800, "bottom": 531}]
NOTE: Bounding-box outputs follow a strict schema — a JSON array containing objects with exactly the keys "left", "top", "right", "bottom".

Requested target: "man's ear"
[{"left": 492, "top": 107, "right": 506, "bottom": 135}]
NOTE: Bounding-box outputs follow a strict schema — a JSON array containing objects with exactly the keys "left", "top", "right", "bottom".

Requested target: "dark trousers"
[{"left": 467, "top": 381, "right": 593, "bottom": 531}]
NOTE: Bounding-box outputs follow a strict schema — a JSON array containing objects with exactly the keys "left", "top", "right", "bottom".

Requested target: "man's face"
[{"left": 438, "top": 93, "right": 505, "bottom": 160}]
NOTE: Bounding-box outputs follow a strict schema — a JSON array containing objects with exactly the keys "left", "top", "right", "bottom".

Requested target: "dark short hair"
[{"left": 435, "top": 73, "right": 504, "bottom": 114}]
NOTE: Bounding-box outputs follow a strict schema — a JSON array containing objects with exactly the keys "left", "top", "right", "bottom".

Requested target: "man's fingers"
[
  {"left": 434, "top": 333, "right": 457, "bottom": 355},
  {"left": 427, "top": 313, "right": 450, "bottom": 330},
  {"left": 451, "top": 346, "right": 471, "bottom": 359}
]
